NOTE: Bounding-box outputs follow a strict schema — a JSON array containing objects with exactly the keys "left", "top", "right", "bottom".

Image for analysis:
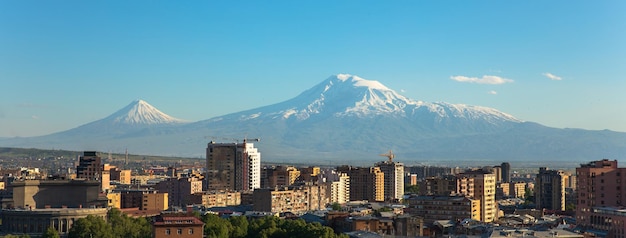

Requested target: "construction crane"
[
  {"left": 205, "top": 136, "right": 260, "bottom": 144},
  {"left": 379, "top": 150, "right": 395, "bottom": 162}
]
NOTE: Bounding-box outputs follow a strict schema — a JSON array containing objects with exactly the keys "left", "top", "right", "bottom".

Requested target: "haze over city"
[{"left": 1, "top": 1, "right": 625, "bottom": 138}]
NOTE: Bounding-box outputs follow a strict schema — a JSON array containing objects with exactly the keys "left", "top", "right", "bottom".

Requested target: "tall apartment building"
[
  {"left": 206, "top": 140, "right": 260, "bottom": 191},
  {"left": 535, "top": 167, "right": 566, "bottom": 211},
  {"left": 330, "top": 172, "right": 350, "bottom": 204},
  {"left": 337, "top": 166, "right": 384, "bottom": 202},
  {"left": 457, "top": 169, "right": 497, "bottom": 223},
  {"left": 501, "top": 162, "right": 511, "bottom": 183},
  {"left": 376, "top": 159, "right": 404, "bottom": 201},
  {"left": 76, "top": 151, "right": 102, "bottom": 181},
  {"left": 576, "top": 159, "right": 626, "bottom": 237},
  {"left": 156, "top": 176, "right": 203, "bottom": 208},
  {"left": 492, "top": 166, "right": 503, "bottom": 183}
]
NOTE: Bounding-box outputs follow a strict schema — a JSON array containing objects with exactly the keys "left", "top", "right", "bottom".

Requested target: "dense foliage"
[
  {"left": 67, "top": 208, "right": 151, "bottom": 238},
  {"left": 202, "top": 214, "right": 348, "bottom": 238}
]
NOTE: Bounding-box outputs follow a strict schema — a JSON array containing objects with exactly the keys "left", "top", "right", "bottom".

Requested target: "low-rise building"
[
  {"left": 189, "top": 191, "right": 241, "bottom": 208},
  {"left": 405, "top": 195, "right": 480, "bottom": 223},
  {"left": 253, "top": 184, "right": 329, "bottom": 214},
  {"left": 152, "top": 214, "right": 204, "bottom": 238}
]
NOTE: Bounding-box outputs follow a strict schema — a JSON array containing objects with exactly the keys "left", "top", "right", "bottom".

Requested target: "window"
[
  {"left": 189, "top": 228, "right": 194, "bottom": 234},
  {"left": 177, "top": 229, "right": 182, "bottom": 234},
  {"left": 165, "top": 229, "right": 170, "bottom": 235}
]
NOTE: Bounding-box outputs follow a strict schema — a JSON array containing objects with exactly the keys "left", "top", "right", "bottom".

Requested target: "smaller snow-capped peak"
[{"left": 106, "top": 99, "right": 187, "bottom": 125}]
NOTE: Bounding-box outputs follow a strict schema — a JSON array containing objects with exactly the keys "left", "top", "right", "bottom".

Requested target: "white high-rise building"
[
  {"left": 330, "top": 172, "right": 350, "bottom": 204},
  {"left": 376, "top": 159, "right": 405, "bottom": 201},
  {"left": 206, "top": 140, "right": 261, "bottom": 191}
]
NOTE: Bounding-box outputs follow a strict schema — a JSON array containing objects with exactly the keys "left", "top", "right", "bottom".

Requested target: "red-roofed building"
[{"left": 152, "top": 214, "right": 204, "bottom": 238}]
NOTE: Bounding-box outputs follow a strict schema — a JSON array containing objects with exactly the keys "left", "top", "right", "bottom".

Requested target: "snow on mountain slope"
[
  {"left": 104, "top": 99, "right": 187, "bottom": 125},
  {"left": 208, "top": 74, "right": 522, "bottom": 125}
]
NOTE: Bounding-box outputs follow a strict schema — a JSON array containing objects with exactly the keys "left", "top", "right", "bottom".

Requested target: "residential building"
[
  {"left": 576, "top": 159, "right": 626, "bottom": 237},
  {"left": 76, "top": 151, "right": 102, "bottom": 181},
  {"left": 107, "top": 192, "right": 121, "bottom": 208},
  {"left": 376, "top": 158, "right": 404, "bottom": 201},
  {"left": 265, "top": 166, "right": 300, "bottom": 188},
  {"left": 330, "top": 172, "right": 350, "bottom": 204},
  {"left": 206, "top": 140, "right": 261, "bottom": 191},
  {"left": 405, "top": 195, "right": 481, "bottom": 223},
  {"left": 457, "top": 169, "right": 497, "bottom": 222},
  {"left": 535, "top": 167, "right": 566, "bottom": 211},
  {"left": 152, "top": 214, "right": 204, "bottom": 238},
  {"left": 189, "top": 191, "right": 241, "bottom": 208},
  {"left": 509, "top": 182, "right": 526, "bottom": 199},
  {"left": 143, "top": 192, "right": 168, "bottom": 211},
  {"left": 110, "top": 166, "right": 132, "bottom": 184},
  {"left": 496, "top": 182, "right": 510, "bottom": 199},
  {"left": 299, "top": 166, "right": 321, "bottom": 183},
  {"left": 501, "top": 162, "right": 511, "bottom": 183},
  {"left": 420, "top": 175, "right": 461, "bottom": 196},
  {"left": 156, "top": 176, "right": 203, "bottom": 208},
  {"left": 337, "top": 166, "right": 384, "bottom": 202},
  {"left": 253, "top": 184, "right": 329, "bottom": 214}
]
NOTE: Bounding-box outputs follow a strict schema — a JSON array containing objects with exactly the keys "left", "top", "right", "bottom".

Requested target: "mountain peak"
[
  {"left": 105, "top": 99, "right": 187, "bottom": 125},
  {"left": 332, "top": 74, "right": 391, "bottom": 91}
]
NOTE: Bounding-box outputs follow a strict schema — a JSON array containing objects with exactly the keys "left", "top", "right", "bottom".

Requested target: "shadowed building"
[
  {"left": 1, "top": 179, "right": 108, "bottom": 236},
  {"left": 337, "top": 166, "right": 384, "bottom": 202},
  {"left": 535, "top": 167, "right": 565, "bottom": 211},
  {"left": 206, "top": 140, "right": 261, "bottom": 191}
]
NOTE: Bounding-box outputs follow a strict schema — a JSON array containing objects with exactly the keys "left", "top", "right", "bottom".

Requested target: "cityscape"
[
  {"left": 0, "top": 142, "right": 622, "bottom": 237},
  {"left": 1, "top": 1, "right": 624, "bottom": 238}
]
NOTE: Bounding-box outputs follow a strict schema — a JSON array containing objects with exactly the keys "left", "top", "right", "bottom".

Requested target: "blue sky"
[{"left": 1, "top": 1, "right": 625, "bottom": 137}]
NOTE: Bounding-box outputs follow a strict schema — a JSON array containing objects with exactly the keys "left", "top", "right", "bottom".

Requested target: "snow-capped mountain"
[
  {"left": 215, "top": 74, "right": 518, "bottom": 120},
  {"left": 104, "top": 99, "right": 187, "bottom": 125},
  {"left": 2, "top": 74, "right": 626, "bottom": 163}
]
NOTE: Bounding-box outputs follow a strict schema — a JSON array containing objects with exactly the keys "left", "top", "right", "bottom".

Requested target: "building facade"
[
  {"left": 405, "top": 195, "right": 481, "bottom": 223},
  {"left": 535, "top": 167, "right": 566, "bottom": 211},
  {"left": 156, "top": 177, "right": 203, "bottom": 208},
  {"left": 189, "top": 191, "right": 241, "bottom": 208},
  {"left": 376, "top": 160, "right": 404, "bottom": 201},
  {"left": 337, "top": 166, "right": 384, "bottom": 202},
  {"left": 206, "top": 140, "right": 261, "bottom": 191},
  {"left": 457, "top": 169, "right": 497, "bottom": 223},
  {"left": 576, "top": 159, "right": 626, "bottom": 237},
  {"left": 253, "top": 184, "right": 329, "bottom": 214},
  {"left": 330, "top": 172, "right": 350, "bottom": 204},
  {"left": 152, "top": 214, "right": 204, "bottom": 238}
]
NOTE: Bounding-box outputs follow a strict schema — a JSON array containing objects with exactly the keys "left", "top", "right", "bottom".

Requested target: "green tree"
[
  {"left": 42, "top": 226, "right": 60, "bottom": 238},
  {"left": 68, "top": 215, "right": 114, "bottom": 238},
  {"left": 203, "top": 214, "right": 231, "bottom": 238},
  {"left": 331, "top": 202, "right": 341, "bottom": 211},
  {"left": 108, "top": 208, "right": 151, "bottom": 238},
  {"left": 405, "top": 184, "right": 419, "bottom": 194},
  {"left": 228, "top": 216, "right": 248, "bottom": 238}
]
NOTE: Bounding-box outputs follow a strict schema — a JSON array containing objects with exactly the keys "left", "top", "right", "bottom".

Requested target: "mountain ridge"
[{"left": 1, "top": 74, "right": 625, "bottom": 162}]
